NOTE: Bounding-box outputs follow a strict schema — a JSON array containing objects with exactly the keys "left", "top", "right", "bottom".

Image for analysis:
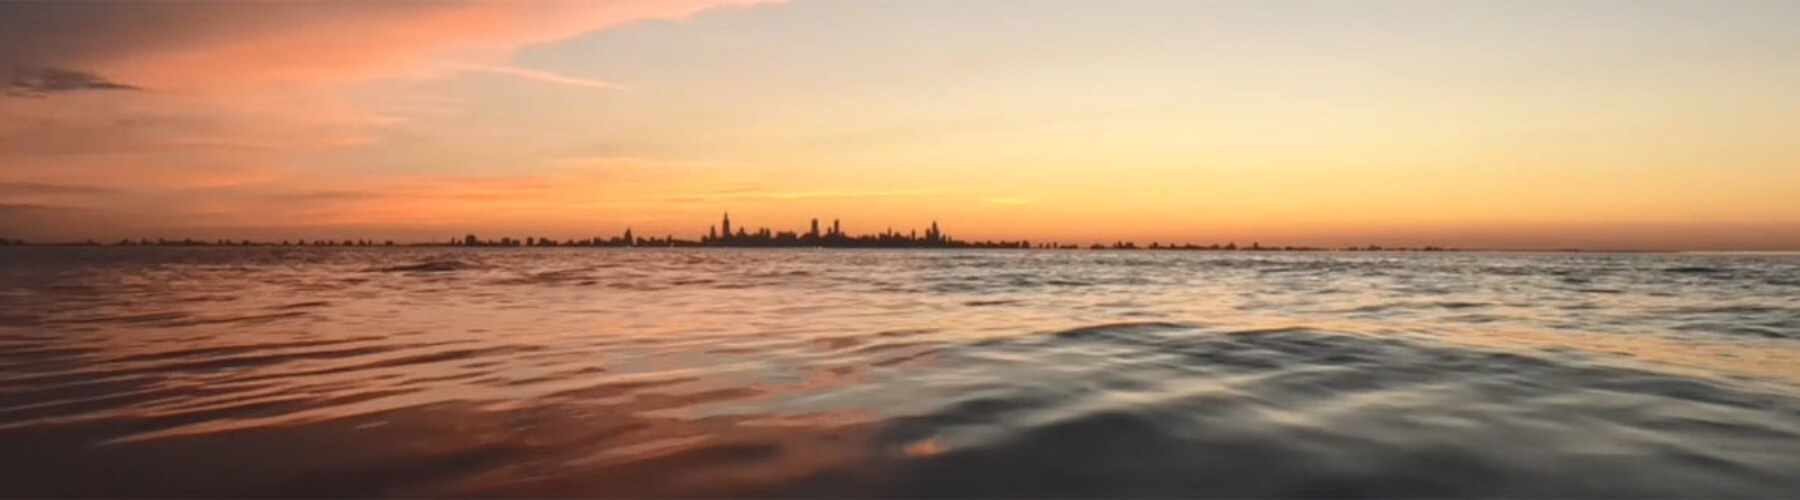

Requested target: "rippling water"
[{"left": 3, "top": 247, "right": 1799, "bottom": 497}]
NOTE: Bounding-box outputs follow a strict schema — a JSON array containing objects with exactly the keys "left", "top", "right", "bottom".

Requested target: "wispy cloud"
[
  {"left": 4, "top": 66, "right": 139, "bottom": 97},
  {"left": 0, "top": 181, "right": 118, "bottom": 196},
  {"left": 0, "top": 202, "right": 73, "bottom": 212},
  {"left": 441, "top": 62, "right": 624, "bottom": 91},
  {"left": 263, "top": 189, "right": 383, "bottom": 203},
  {"left": 0, "top": 0, "right": 780, "bottom": 240}
]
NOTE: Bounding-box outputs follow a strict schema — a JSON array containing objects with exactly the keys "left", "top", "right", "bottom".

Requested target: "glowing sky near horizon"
[{"left": 2, "top": 0, "right": 1797, "bottom": 249}]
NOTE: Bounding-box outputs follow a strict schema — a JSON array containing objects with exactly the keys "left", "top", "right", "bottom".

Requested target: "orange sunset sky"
[{"left": 2, "top": 0, "right": 1797, "bottom": 250}]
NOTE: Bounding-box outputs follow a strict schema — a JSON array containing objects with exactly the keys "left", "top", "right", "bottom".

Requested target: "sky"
[{"left": 2, "top": 0, "right": 1797, "bottom": 250}]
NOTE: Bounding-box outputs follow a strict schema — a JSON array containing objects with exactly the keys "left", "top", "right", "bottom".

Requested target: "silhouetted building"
[{"left": 85, "top": 210, "right": 1443, "bottom": 252}]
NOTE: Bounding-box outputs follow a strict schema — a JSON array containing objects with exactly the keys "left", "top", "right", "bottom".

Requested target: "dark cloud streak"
[
  {"left": 0, "top": 2, "right": 459, "bottom": 67},
  {"left": 0, "top": 202, "right": 73, "bottom": 212},
  {"left": 5, "top": 66, "right": 139, "bottom": 97},
  {"left": 0, "top": 182, "right": 119, "bottom": 196}
]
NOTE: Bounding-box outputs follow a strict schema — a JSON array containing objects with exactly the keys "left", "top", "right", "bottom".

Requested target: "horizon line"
[
  {"left": 8, "top": 241, "right": 1800, "bottom": 254},
  {"left": 13, "top": 236, "right": 1800, "bottom": 253}
]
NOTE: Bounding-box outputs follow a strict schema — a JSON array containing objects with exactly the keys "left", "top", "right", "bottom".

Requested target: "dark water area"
[{"left": 2, "top": 247, "right": 1799, "bottom": 497}]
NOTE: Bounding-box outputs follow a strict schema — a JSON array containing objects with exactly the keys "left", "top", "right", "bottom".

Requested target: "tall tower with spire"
[{"left": 721, "top": 212, "right": 733, "bottom": 241}]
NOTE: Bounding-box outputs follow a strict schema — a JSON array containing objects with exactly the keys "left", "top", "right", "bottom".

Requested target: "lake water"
[{"left": 2, "top": 247, "right": 1799, "bottom": 497}]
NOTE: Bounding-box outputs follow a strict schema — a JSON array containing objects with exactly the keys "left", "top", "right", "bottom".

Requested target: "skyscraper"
[
  {"left": 810, "top": 218, "right": 821, "bottom": 241},
  {"left": 721, "top": 212, "right": 733, "bottom": 241}
]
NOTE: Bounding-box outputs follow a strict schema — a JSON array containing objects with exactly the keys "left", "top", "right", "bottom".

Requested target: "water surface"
[{"left": 2, "top": 248, "right": 1798, "bottom": 496}]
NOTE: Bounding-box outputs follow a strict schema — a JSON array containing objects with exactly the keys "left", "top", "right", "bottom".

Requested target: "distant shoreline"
[{"left": 5, "top": 242, "right": 1795, "bottom": 254}]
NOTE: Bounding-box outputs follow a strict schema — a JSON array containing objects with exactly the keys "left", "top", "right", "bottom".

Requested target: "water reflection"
[{"left": 1, "top": 248, "right": 1798, "bottom": 496}]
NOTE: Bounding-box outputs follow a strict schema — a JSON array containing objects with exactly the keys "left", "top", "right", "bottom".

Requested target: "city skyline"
[
  {"left": 3, "top": 1, "right": 1799, "bottom": 250},
  {"left": 0, "top": 205, "right": 1791, "bottom": 252},
  {"left": 3, "top": 211, "right": 1459, "bottom": 251}
]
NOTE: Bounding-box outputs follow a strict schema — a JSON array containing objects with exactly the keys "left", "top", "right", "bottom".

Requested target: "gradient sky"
[{"left": 3, "top": 0, "right": 1797, "bottom": 250}]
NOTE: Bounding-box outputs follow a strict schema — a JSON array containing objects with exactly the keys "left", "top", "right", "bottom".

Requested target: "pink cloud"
[
  {"left": 83, "top": 0, "right": 777, "bottom": 90},
  {"left": 0, "top": 0, "right": 780, "bottom": 239}
]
